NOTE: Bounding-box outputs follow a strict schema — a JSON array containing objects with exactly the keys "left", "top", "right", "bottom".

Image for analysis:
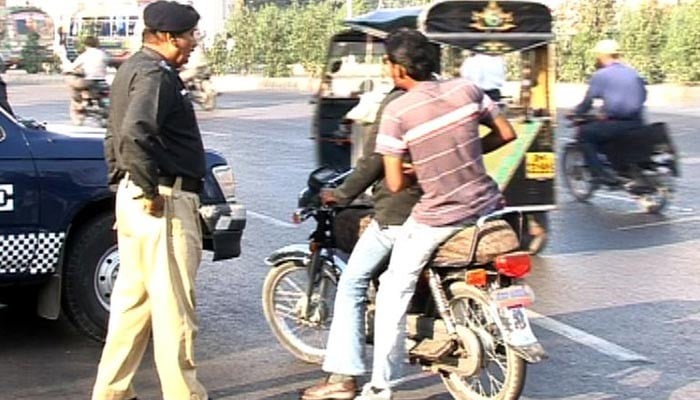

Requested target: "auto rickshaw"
[{"left": 311, "top": 0, "right": 556, "bottom": 253}]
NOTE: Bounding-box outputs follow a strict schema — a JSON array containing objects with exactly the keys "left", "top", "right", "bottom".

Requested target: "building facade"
[{"left": 5, "top": 0, "right": 231, "bottom": 48}]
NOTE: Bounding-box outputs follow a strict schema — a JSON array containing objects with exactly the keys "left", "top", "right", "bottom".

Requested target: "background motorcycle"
[
  {"left": 181, "top": 65, "right": 217, "bottom": 111},
  {"left": 263, "top": 167, "right": 546, "bottom": 400},
  {"left": 561, "top": 115, "right": 679, "bottom": 213},
  {"left": 65, "top": 72, "right": 110, "bottom": 128}
]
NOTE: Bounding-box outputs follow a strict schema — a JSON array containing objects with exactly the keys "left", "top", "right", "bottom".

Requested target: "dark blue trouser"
[{"left": 579, "top": 119, "right": 643, "bottom": 175}]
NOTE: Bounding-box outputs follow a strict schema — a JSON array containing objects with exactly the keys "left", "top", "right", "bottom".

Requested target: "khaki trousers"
[{"left": 92, "top": 178, "right": 207, "bottom": 400}]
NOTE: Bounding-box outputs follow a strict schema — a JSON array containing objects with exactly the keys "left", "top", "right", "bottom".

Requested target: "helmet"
[{"left": 593, "top": 39, "right": 620, "bottom": 56}]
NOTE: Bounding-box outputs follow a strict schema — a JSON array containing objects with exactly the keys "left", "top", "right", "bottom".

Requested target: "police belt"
[{"left": 158, "top": 175, "right": 203, "bottom": 193}]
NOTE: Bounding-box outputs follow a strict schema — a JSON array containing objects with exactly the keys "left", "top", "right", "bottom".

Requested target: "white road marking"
[
  {"left": 557, "top": 185, "right": 695, "bottom": 213},
  {"left": 681, "top": 156, "right": 700, "bottom": 165},
  {"left": 248, "top": 210, "right": 299, "bottom": 228},
  {"left": 201, "top": 130, "right": 230, "bottom": 137},
  {"left": 538, "top": 250, "right": 601, "bottom": 259},
  {"left": 617, "top": 215, "right": 700, "bottom": 231},
  {"left": 528, "top": 310, "right": 650, "bottom": 363}
]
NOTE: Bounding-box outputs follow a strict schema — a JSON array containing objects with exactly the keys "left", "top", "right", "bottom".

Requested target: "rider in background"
[
  {"left": 459, "top": 50, "right": 506, "bottom": 102},
  {"left": 65, "top": 36, "right": 110, "bottom": 102},
  {"left": 571, "top": 39, "right": 647, "bottom": 185},
  {"left": 179, "top": 37, "right": 208, "bottom": 83}
]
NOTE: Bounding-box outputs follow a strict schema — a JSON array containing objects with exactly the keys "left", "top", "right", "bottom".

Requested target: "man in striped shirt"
[{"left": 357, "top": 29, "right": 517, "bottom": 400}]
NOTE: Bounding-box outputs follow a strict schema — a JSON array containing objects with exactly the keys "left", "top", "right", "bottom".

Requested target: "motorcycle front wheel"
[
  {"left": 562, "top": 144, "right": 598, "bottom": 202},
  {"left": 441, "top": 282, "right": 526, "bottom": 400},
  {"left": 262, "top": 259, "right": 338, "bottom": 364}
]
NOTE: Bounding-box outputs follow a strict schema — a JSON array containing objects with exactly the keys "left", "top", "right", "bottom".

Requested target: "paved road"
[{"left": 2, "top": 85, "right": 699, "bottom": 400}]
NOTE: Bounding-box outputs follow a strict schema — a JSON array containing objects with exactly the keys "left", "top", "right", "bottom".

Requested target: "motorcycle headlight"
[{"left": 212, "top": 165, "right": 236, "bottom": 202}]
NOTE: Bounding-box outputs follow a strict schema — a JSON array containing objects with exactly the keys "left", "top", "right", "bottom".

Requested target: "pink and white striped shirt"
[{"left": 375, "top": 78, "right": 503, "bottom": 226}]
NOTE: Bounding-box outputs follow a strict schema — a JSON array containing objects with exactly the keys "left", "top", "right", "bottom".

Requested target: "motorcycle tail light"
[
  {"left": 494, "top": 252, "right": 531, "bottom": 278},
  {"left": 466, "top": 269, "right": 487, "bottom": 287}
]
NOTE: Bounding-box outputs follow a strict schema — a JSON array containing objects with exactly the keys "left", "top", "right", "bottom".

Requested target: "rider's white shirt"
[
  {"left": 459, "top": 53, "right": 506, "bottom": 91},
  {"left": 70, "top": 47, "right": 109, "bottom": 80}
]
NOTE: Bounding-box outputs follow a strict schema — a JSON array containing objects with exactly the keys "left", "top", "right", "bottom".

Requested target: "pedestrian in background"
[{"left": 93, "top": 1, "right": 210, "bottom": 400}]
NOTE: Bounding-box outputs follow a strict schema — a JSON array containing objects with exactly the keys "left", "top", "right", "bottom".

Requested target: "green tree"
[
  {"left": 554, "top": 0, "right": 617, "bottom": 82},
  {"left": 288, "top": 0, "right": 345, "bottom": 77},
  {"left": 618, "top": 0, "right": 669, "bottom": 84},
  {"left": 255, "top": 4, "right": 294, "bottom": 76},
  {"left": 217, "top": 7, "right": 258, "bottom": 74},
  {"left": 661, "top": 0, "right": 700, "bottom": 83},
  {"left": 20, "top": 31, "right": 48, "bottom": 74}
]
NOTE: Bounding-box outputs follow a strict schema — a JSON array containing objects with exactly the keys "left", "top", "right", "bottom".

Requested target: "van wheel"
[{"left": 62, "top": 213, "right": 117, "bottom": 342}]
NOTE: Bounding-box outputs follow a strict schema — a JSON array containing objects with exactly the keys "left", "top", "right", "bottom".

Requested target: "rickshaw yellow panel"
[
  {"left": 525, "top": 152, "right": 555, "bottom": 179},
  {"left": 482, "top": 120, "right": 543, "bottom": 190}
]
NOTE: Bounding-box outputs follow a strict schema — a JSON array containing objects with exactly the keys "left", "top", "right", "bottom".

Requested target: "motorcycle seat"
[
  {"left": 333, "top": 208, "right": 520, "bottom": 267},
  {"left": 432, "top": 219, "right": 520, "bottom": 267},
  {"left": 600, "top": 122, "right": 676, "bottom": 171}
]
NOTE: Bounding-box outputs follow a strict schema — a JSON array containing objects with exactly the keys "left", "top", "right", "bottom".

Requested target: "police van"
[{"left": 0, "top": 109, "right": 246, "bottom": 341}]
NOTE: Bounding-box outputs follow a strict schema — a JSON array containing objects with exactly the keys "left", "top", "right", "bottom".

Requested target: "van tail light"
[{"left": 494, "top": 252, "right": 531, "bottom": 278}]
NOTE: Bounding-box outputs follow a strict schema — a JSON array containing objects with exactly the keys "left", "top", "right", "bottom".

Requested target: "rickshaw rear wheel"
[{"left": 522, "top": 212, "right": 548, "bottom": 255}]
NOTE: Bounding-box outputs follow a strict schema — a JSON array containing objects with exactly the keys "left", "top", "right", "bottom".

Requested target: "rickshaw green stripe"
[{"left": 492, "top": 120, "right": 542, "bottom": 189}]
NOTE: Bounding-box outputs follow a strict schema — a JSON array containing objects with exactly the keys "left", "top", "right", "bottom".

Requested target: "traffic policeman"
[{"left": 93, "top": 2, "right": 209, "bottom": 400}]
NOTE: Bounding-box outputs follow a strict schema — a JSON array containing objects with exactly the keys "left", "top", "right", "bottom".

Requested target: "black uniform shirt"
[{"left": 105, "top": 47, "right": 205, "bottom": 199}]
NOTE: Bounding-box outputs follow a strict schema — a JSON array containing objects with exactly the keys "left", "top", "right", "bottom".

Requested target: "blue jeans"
[
  {"left": 322, "top": 220, "right": 403, "bottom": 376},
  {"left": 369, "top": 217, "right": 465, "bottom": 389}
]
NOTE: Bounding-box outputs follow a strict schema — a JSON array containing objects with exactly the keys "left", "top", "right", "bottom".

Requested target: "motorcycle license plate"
[
  {"left": 499, "top": 306, "right": 538, "bottom": 347},
  {"left": 490, "top": 285, "right": 533, "bottom": 308},
  {"left": 525, "top": 152, "right": 555, "bottom": 180}
]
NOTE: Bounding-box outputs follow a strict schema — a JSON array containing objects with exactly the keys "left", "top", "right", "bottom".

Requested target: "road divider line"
[
  {"left": 248, "top": 210, "right": 299, "bottom": 229},
  {"left": 528, "top": 310, "right": 650, "bottom": 363},
  {"left": 556, "top": 185, "right": 694, "bottom": 213},
  {"left": 617, "top": 215, "right": 700, "bottom": 231},
  {"left": 201, "top": 130, "right": 229, "bottom": 137}
]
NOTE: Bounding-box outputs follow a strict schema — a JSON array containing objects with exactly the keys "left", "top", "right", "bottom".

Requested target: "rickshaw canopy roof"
[{"left": 345, "top": 0, "right": 554, "bottom": 54}]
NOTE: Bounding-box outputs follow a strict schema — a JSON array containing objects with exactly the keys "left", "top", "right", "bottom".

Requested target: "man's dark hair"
[{"left": 385, "top": 28, "right": 438, "bottom": 81}]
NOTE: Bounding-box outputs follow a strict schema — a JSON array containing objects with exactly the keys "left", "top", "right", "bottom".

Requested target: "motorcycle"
[
  {"left": 65, "top": 72, "right": 110, "bottom": 128},
  {"left": 561, "top": 115, "right": 679, "bottom": 213},
  {"left": 263, "top": 167, "right": 546, "bottom": 400},
  {"left": 181, "top": 65, "right": 217, "bottom": 111}
]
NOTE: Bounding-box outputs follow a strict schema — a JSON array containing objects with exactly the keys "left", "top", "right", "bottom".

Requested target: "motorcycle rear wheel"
[
  {"left": 441, "top": 282, "right": 526, "bottom": 400},
  {"left": 262, "top": 260, "right": 337, "bottom": 364},
  {"left": 639, "top": 187, "right": 669, "bottom": 214},
  {"left": 562, "top": 144, "right": 598, "bottom": 202}
]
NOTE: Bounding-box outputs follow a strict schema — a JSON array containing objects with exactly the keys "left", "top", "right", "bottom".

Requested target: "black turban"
[{"left": 143, "top": 1, "right": 200, "bottom": 33}]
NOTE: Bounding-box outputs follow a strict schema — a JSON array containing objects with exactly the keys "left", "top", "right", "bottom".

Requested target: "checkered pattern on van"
[{"left": 0, "top": 232, "right": 65, "bottom": 275}]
